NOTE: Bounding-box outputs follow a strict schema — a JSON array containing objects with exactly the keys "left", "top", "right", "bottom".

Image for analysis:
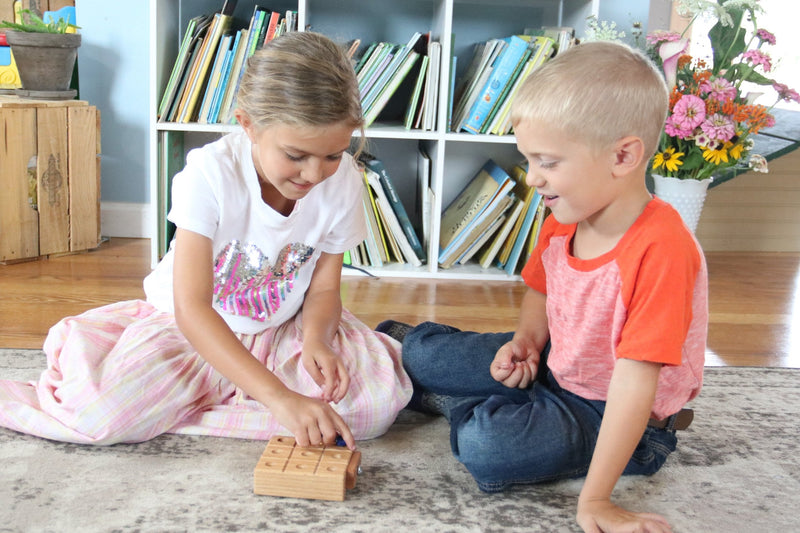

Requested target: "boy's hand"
[
  {"left": 301, "top": 342, "right": 350, "bottom": 403},
  {"left": 577, "top": 498, "right": 672, "bottom": 533},
  {"left": 269, "top": 388, "right": 356, "bottom": 450},
  {"left": 490, "top": 339, "right": 539, "bottom": 389}
]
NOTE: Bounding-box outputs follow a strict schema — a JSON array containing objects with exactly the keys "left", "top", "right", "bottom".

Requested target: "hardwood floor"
[{"left": 2, "top": 238, "right": 798, "bottom": 368}]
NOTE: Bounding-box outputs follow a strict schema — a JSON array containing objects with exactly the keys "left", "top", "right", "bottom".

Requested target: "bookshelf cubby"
[{"left": 148, "top": 0, "right": 597, "bottom": 279}]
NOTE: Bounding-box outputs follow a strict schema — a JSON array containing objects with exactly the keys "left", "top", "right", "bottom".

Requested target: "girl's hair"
[
  {"left": 511, "top": 40, "right": 669, "bottom": 156},
  {"left": 236, "top": 31, "right": 365, "bottom": 154}
]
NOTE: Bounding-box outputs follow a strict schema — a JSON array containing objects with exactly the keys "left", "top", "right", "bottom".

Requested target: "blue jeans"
[{"left": 402, "top": 322, "right": 677, "bottom": 493}]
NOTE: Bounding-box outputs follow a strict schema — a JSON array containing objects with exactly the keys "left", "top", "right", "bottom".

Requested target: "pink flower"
[
  {"left": 700, "top": 113, "right": 736, "bottom": 143},
  {"left": 756, "top": 29, "right": 776, "bottom": 45},
  {"left": 742, "top": 50, "right": 772, "bottom": 72},
  {"left": 646, "top": 30, "right": 682, "bottom": 46},
  {"left": 671, "top": 94, "right": 706, "bottom": 130},
  {"left": 700, "top": 77, "right": 736, "bottom": 102},
  {"left": 658, "top": 38, "right": 689, "bottom": 88},
  {"left": 773, "top": 82, "right": 800, "bottom": 104}
]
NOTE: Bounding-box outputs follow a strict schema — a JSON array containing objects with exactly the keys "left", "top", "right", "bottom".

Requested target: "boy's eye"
[
  {"left": 539, "top": 160, "right": 557, "bottom": 169},
  {"left": 286, "top": 153, "right": 305, "bottom": 162}
]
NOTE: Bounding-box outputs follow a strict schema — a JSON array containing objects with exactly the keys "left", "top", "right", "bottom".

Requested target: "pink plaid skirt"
[{"left": 0, "top": 300, "right": 412, "bottom": 445}]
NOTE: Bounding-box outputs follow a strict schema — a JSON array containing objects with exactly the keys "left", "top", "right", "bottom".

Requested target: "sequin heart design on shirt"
[{"left": 212, "top": 240, "right": 314, "bottom": 321}]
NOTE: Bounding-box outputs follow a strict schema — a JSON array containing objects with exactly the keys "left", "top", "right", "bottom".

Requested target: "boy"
[{"left": 379, "top": 41, "right": 706, "bottom": 533}]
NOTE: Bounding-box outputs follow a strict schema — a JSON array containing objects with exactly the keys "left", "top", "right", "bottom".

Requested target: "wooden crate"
[{"left": 0, "top": 96, "right": 100, "bottom": 263}]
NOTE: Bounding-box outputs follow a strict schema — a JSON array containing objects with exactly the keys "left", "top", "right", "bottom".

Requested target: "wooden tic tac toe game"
[{"left": 254, "top": 436, "right": 361, "bottom": 501}]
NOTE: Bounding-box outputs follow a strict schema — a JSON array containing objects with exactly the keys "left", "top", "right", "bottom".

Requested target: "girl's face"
[
  {"left": 240, "top": 116, "right": 354, "bottom": 211},
  {"left": 514, "top": 119, "right": 617, "bottom": 226}
]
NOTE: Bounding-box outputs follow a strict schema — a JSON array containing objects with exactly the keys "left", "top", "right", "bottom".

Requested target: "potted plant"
[{"left": 0, "top": 9, "right": 80, "bottom": 94}]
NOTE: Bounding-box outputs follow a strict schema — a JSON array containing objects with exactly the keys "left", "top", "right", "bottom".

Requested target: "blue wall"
[{"left": 76, "top": 0, "right": 149, "bottom": 204}]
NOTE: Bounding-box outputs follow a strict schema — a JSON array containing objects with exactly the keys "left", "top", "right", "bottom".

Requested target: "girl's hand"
[
  {"left": 270, "top": 388, "right": 356, "bottom": 450},
  {"left": 490, "top": 339, "right": 539, "bottom": 389},
  {"left": 301, "top": 341, "right": 350, "bottom": 403}
]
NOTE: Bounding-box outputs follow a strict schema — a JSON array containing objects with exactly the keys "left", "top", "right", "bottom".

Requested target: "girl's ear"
[
  {"left": 234, "top": 109, "right": 257, "bottom": 143},
  {"left": 611, "top": 135, "right": 646, "bottom": 177}
]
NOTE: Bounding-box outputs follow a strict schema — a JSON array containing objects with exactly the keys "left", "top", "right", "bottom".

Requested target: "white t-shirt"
[{"left": 144, "top": 130, "right": 367, "bottom": 335}]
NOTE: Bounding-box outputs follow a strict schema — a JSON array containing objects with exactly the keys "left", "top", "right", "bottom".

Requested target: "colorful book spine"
[{"left": 462, "top": 35, "right": 530, "bottom": 134}]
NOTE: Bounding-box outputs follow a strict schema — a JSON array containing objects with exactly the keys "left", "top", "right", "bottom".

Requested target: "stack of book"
[
  {"left": 158, "top": 3, "right": 298, "bottom": 125},
  {"left": 450, "top": 34, "right": 556, "bottom": 135},
  {"left": 438, "top": 160, "right": 547, "bottom": 274},
  {"left": 354, "top": 33, "right": 440, "bottom": 129},
  {"left": 346, "top": 155, "right": 428, "bottom": 269}
]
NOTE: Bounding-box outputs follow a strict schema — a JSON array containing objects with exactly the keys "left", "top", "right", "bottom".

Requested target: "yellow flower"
[
  {"left": 703, "top": 144, "right": 729, "bottom": 165},
  {"left": 652, "top": 147, "right": 685, "bottom": 172},
  {"left": 729, "top": 142, "right": 744, "bottom": 160}
]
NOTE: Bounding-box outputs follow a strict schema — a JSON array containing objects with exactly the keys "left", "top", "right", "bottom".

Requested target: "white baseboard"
[{"left": 100, "top": 202, "right": 150, "bottom": 238}]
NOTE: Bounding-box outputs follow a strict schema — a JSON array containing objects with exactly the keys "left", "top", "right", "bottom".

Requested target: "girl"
[{"left": 0, "top": 32, "right": 413, "bottom": 448}]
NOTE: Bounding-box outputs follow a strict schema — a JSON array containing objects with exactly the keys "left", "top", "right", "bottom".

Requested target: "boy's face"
[{"left": 515, "top": 119, "right": 617, "bottom": 226}]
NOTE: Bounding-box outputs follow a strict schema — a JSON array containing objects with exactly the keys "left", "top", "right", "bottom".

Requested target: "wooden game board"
[{"left": 253, "top": 436, "right": 361, "bottom": 501}]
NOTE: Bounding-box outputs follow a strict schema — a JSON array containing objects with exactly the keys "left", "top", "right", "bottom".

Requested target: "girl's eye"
[
  {"left": 539, "top": 160, "right": 557, "bottom": 169},
  {"left": 286, "top": 153, "right": 305, "bottom": 162},
  {"left": 327, "top": 154, "right": 344, "bottom": 161}
]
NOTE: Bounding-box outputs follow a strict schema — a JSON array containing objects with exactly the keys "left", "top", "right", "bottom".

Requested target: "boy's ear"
[{"left": 611, "top": 136, "right": 646, "bottom": 176}]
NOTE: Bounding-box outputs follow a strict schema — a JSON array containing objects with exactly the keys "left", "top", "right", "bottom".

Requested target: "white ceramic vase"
[{"left": 652, "top": 174, "right": 712, "bottom": 233}]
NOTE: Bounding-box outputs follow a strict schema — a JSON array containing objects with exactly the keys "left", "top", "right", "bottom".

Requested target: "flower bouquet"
[{"left": 648, "top": 0, "right": 799, "bottom": 182}]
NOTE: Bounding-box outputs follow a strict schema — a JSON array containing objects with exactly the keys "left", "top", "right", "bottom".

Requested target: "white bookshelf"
[{"left": 148, "top": 0, "right": 598, "bottom": 279}]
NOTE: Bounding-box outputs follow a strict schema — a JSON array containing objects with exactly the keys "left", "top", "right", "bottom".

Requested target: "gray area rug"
[{"left": 1, "top": 349, "right": 799, "bottom": 533}]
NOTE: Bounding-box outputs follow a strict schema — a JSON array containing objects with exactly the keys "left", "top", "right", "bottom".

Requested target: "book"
[
  {"left": 487, "top": 36, "right": 555, "bottom": 135},
  {"left": 495, "top": 164, "right": 529, "bottom": 264},
  {"left": 451, "top": 39, "right": 505, "bottom": 132},
  {"left": 439, "top": 159, "right": 513, "bottom": 253},
  {"left": 422, "top": 40, "right": 441, "bottom": 131},
  {"left": 462, "top": 35, "right": 531, "bottom": 134},
  {"left": 262, "top": 10, "right": 280, "bottom": 45},
  {"left": 360, "top": 184, "right": 384, "bottom": 267},
  {"left": 458, "top": 211, "right": 509, "bottom": 266},
  {"left": 403, "top": 54, "right": 428, "bottom": 129},
  {"left": 363, "top": 51, "right": 420, "bottom": 127},
  {"left": 177, "top": 11, "right": 233, "bottom": 123},
  {"left": 478, "top": 197, "right": 524, "bottom": 269},
  {"left": 415, "top": 146, "right": 432, "bottom": 249},
  {"left": 362, "top": 156, "right": 426, "bottom": 263},
  {"left": 159, "top": 15, "right": 212, "bottom": 122},
  {"left": 361, "top": 169, "right": 390, "bottom": 262},
  {"left": 162, "top": 36, "right": 204, "bottom": 122},
  {"left": 502, "top": 189, "right": 542, "bottom": 275},
  {"left": 197, "top": 32, "right": 233, "bottom": 123},
  {"left": 208, "top": 29, "right": 243, "bottom": 123},
  {"left": 361, "top": 32, "right": 422, "bottom": 112},
  {"left": 157, "top": 15, "right": 203, "bottom": 119},
  {"left": 364, "top": 167, "right": 423, "bottom": 267},
  {"left": 217, "top": 28, "right": 249, "bottom": 123},
  {"left": 439, "top": 192, "right": 514, "bottom": 269},
  {"left": 479, "top": 45, "right": 533, "bottom": 134}
]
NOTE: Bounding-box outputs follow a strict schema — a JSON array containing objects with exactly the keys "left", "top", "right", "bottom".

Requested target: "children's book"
[
  {"left": 462, "top": 35, "right": 531, "bottom": 134},
  {"left": 438, "top": 160, "right": 513, "bottom": 260}
]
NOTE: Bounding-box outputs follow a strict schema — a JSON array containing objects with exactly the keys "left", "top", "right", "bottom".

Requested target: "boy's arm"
[
  {"left": 576, "top": 358, "right": 672, "bottom": 533},
  {"left": 491, "top": 287, "right": 549, "bottom": 388}
]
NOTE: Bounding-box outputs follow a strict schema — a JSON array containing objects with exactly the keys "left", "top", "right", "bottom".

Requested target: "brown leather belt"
[{"left": 648, "top": 408, "right": 694, "bottom": 430}]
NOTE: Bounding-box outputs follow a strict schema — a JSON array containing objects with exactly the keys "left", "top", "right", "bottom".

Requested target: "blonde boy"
[{"left": 383, "top": 41, "right": 707, "bottom": 533}]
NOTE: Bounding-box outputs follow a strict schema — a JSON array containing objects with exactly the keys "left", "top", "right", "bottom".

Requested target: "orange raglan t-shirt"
[{"left": 521, "top": 197, "right": 707, "bottom": 419}]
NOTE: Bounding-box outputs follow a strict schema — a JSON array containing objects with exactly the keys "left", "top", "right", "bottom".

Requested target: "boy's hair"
[
  {"left": 236, "top": 31, "right": 365, "bottom": 152},
  {"left": 511, "top": 41, "right": 668, "bottom": 156}
]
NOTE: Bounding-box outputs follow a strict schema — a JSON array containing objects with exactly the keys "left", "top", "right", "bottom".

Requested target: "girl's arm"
[
  {"left": 172, "top": 229, "right": 355, "bottom": 449},
  {"left": 298, "top": 251, "right": 350, "bottom": 404},
  {"left": 491, "top": 287, "right": 549, "bottom": 388},
  {"left": 576, "top": 358, "right": 671, "bottom": 533}
]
